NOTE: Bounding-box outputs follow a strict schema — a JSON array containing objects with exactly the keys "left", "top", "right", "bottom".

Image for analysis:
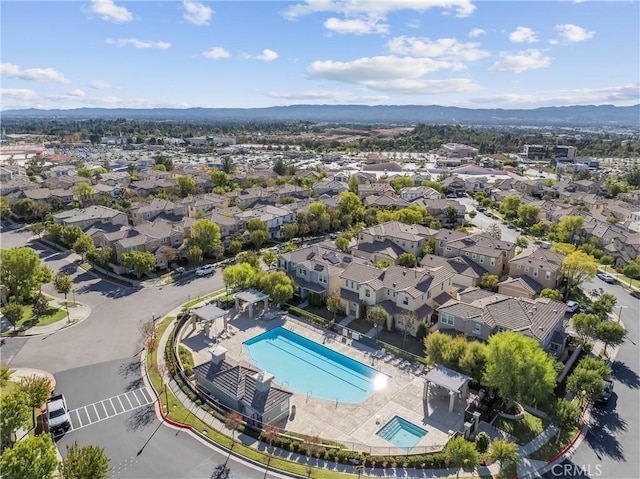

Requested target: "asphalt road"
[
  {"left": 458, "top": 196, "right": 520, "bottom": 243},
  {"left": 544, "top": 276, "right": 640, "bottom": 479}
]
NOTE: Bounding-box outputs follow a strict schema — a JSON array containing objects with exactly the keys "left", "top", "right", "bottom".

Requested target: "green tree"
[
  {"left": 474, "top": 432, "right": 490, "bottom": 454},
  {"left": 189, "top": 219, "right": 222, "bottom": 256},
  {"left": 499, "top": 195, "right": 521, "bottom": 220},
  {"left": 326, "top": 292, "right": 342, "bottom": 322},
  {"left": 595, "top": 321, "right": 627, "bottom": 355},
  {"left": 366, "top": 306, "right": 387, "bottom": 339},
  {"left": 397, "top": 253, "right": 417, "bottom": 268},
  {"left": 62, "top": 225, "right": 84, "bottom": 248},
  {"left": 273, "top": 158, "right": 287, "bottom": 176},
  {"left": 221, "top": 157, "right": 234, "bottom": 174},
  {"left": 424, "top": 332, "right": 451, "bottom": 366},
  {"left": 443, "top": 206, "right": 459, "bottom": 225},
  {"left": 60, "top": 441, "right": 110, "bottom": 479},
  {"left": 87, "top": 247, "right": 113, "bottom": 268},
  {"left": 12, "top": 198, "right": 37, "bottom": 219},
  {"left": 18, "top": 374, "right": 51, "bottom": 428},
  {"left": 555, "top": 216, "right": 584, "bottom": 245},
  {"left": 483, "top": 331, "right": 556, "bottom": 408},
  {"left": 177, "top": 176, "right": 197, "bottom": 197},
  {"left": 444, "top": 436, "right": 480, "bottom": 478},
  {"left": 480, "top": 273, "right": 499, "bottom": 291},
  {"left": 338, "top": 192, "right": 363, "bottom": 225},
  {"left": 0, "top": 196, "right": 11, "bottom": 219},
  {"left": 32, "top": 292, "right": 49, "bottom": 319},
  {"left": 592, "top": 293, "right": 617, "bottom": 319},
  {"left": 549, "top": 398, "right": 581, "bottom": 444},
  {"left": 258, "top": 271, "right": 294, "bottom": 306},
  {"left": 0, "top": 391, "right": 30, "bottom": 446},
  {"left": 262, "top": 251, "right": 277, "bottom": 270},
  {"left": 515, "top": 236, "right": 528, "bottom": 249},
  {"left": 0, "top": 246, "right": 46, "bottom": 303},
  {"left": 567, "top": 367, "right": 604, "bottom": 406},
  {"left": 185, "top": 244, "right": 203, "bottom": 265},
  {"left": 30, "top": 222, "right": 45, "bottom": 237},
  {"left": 459, "top": 341, "right": 488, "bottom": 385},
  {"left": 539, "top": 288, "right": 563, "bottom": 301},
  {"left": 572, "top": 313, "right": 600, "bottom": 345},
  {"left": 73, "top": 235, "right": 95, "bottom": 261},
  {"left": 1, "top": 302, "right": 23, "bottom": 332},
  {"left": 335, "top": 234, "right": 351, "bottom": 252},
  {"left": 0, "top": 432, "right": 58, "bottom": 479},
  {"left": 236, "top": 251, "right": 260, "bottom": 270},
  {"left": 74, "top": 182, "right": 94, "bottom": 206},
  {"left": 622, "top": 263, "right": 640, "bottom": 280},
  {"left": 348, "top": 175, "right": 359, "bottom": 194},
  {"left": 222, "top": 263, "right": 255, "bottom": 293},
  {"left": 121, "top": 250, "right": 156, "bottom": 278},
  {"left": 250, "top": 229, "right": 268, "bottom": 250},
  {"left": 485, "top": 223, "right": 502, "bottom": 239},
  {"left": 53, "top": 271, "right": 73, "bottom": 307},
  {"left": 516, "top": 204, "right": 540, "bottom": 228},
  {"left": 281, "top": 223, "right": 299, "bottom": 241},
  {"left": 488, "top": 439, "right": 520, "bottom": 476},
  {"left": 154, "top": 154, "right": 173, "bottom": 171},
  {"left": 390, "top": 176, "right": 414, "bottom": 194},
  {"left": 561, "top": 251, "right": 598, "bottom": 298}
]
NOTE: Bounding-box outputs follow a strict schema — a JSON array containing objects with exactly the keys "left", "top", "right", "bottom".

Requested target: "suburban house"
[
  {"left": 437, "top": 290, "right": 568, "bottom": 357},
  {"left": 399, "top": 186, "right": 442, "bottom": 202},
  {"left": 498, "top": 247, "right": 565, "bottom": 298},
  {"left": 339, "top": 263, "right": 455, "bottom": 334},
  {"left": 313, "top": 180, "right": 349, "bottom": 196},
  {"left": 277, "top": 241, "right": 365, "bottom": 300},
  {"left": 356, "top": 221, "right": 437, "bottom": 258},
  {"left": 420, "top": 254, "right": 487, "bottom": 289},
  {"left": 193, "top": 346, "right": 292, "bottom": 428},
  {"left": 435, "top": 232, "right": 515, "bottom": 277},
  {"left": 357, "top": 183, "right": 394, "bottom": 199},
  {"left": 112, "top": 218, "right": 184, "bottom": 269},
  {"left": 52, "top": 205, "right": 129, "bottom": 230},
  {"left": 235, "top": 205, "right": 296, "bottom": 240},
  {"left": 129, "top": 198, "right": 187, "bottom": 223}
]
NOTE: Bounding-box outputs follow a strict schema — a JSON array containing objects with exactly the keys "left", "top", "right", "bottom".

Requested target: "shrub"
[
  {"left": 475, "top": 432, "right": 490, "bottom": 453},
  {"left": 307, "top": 292, "right": 323, "bottom": 307}
]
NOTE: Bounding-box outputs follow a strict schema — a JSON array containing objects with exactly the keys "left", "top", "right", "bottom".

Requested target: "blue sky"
[{"left": 1, "top": 0, "right": 639, "bottom": 110}]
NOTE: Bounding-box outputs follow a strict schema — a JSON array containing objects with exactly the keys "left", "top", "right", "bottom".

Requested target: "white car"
[
  {"left": 46, "top": 394, "right": 71, "bottom": 436},
  {"left": 597, "top": 273, "right": 616, "bottom": 284},
  {"left": 195, "top": 264, "right": 215, "bottom": 276},
  {"left": 565, "top": 300, "right": 579, "bottom": 313}
]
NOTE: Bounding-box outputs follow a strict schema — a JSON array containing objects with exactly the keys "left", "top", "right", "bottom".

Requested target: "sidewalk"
[{"left": 1, "top": 296, "right": 92, "bottom": 337}]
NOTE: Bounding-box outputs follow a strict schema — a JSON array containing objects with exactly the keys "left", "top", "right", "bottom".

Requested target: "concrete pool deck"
[{"left": 179, "top": 309, "right": 472, "bottom": 456}]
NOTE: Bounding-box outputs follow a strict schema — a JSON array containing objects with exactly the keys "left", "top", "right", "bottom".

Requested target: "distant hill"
[{"left": 1, "top": 104, "right": 638, "bottom": 127}]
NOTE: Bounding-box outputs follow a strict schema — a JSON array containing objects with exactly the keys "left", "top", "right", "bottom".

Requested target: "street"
[{"left": 458, "top": 196, "right": 520, "bottom": 243}]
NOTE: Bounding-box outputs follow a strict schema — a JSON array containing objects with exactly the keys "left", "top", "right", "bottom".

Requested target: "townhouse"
[
  {"left": 52, "top": 205, "right": 129, "bottom": 230},
  {"left": 435, "top": 231, "right": 516, "bottom": 277},
  {"left": 235, "top": 205, "right": 296, "bottom": 241},
  {"left": 498, "top": 247, "right": 565, "bottom": 298},
  {"left": 356, "top": 221, "right": 437, "bottom": 259}
]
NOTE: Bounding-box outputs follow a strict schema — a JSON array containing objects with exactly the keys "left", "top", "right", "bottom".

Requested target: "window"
[
  {"left": 446, "top": 247, "right": 452, "bottom": 251},
  {"left": 440, "top": 313, "right": 455, "bottom": 326},
  {"left": 533, "top": 269, "right": 538, "bottom": 277},
  {"left": 473, "top": 323, "right": 481, "bottom": 335},
  {"left": 545, "top": 271, "right": 551, "bottom": 280},
  {"left": 472, "top": 254, "right": 477, "bottom": 259},
  {"left": 517, "top": 264, "right": 522, "bottom": 270},
  {"left": 365, "top": 289, "right": 370, "bottom": 298},
  {"left": 427, "top": 291, "right": 431, "bottom": 299},
  {"left": 299, "top": 268, "right": 306, "bottom": 276},
  {"left": 525, "top": 266, "right": 530, "bottom": 272},
  {"left": 480, "top": 255, "right": 484, "bottom": 263},
  {"left": 490, "top": 258, "right": 495, "bottom": 266},
  {"left": 402, "top": 296, "right": 409, "bottom": 305}
]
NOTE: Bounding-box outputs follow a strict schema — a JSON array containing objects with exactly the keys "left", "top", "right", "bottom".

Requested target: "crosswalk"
[{"left": 68, "top": 387, "right": 155, "bottom": 432}]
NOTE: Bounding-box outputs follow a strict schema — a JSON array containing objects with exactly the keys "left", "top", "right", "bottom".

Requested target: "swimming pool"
[
  {"left": 243, "top": 327, "right": 388, "bottom": 403},
  {"left": 376, "top": 416, "right": 428, "bottom": 451}
]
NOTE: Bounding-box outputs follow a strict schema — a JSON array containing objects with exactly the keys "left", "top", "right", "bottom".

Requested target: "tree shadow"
[
  {"left": 125, "top": 377, "right": 144, "bottom": 392},
  {"left": 125, "top": 404, "right": 156, "bottom": 432},
  {"left": 118, "top": 359, "right": 140, "bottom": 377},
  {"left": 584, "top": 406, "right": 626, "bottom": 461},
  {"left": 610, "top": 361, "right": 640, "bottom": 390}
]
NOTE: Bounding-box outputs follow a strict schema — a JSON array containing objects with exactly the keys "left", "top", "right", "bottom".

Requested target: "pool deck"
[{"left": 180, "top": 309, "right": 472, "bottom": 456}]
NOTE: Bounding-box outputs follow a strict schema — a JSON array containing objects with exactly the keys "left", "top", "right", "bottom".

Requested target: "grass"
[
  {"left": 0, "top": 380, "right": 46, "bottom": 439},
  {"left": 181, "top": 290, "right": 225, "bottom": 311},
  {"left": 13, "top": 303, "right": 67, "bottom": 329},
  {"left": 493, "top": 411, "right": 550, "bottom": 445},
  {"left": 305, "top": 306, "right": 346, "bottom": 323},
  {"left": 146, "top": 317, "right": 353, "bottom": 479},
  {"left": 529, "top": 425, "right": 580, "bottom": 462},
  {"left": 601, "top": 265, "right": 640, "bottom": 289}
]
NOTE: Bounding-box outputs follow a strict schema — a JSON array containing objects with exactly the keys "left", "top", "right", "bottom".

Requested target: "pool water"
[
  {"left": 243, "top": 327, "right": 388, "bottom": 403},
  {"left": 376, "top": 416, "right": 428, "bottom": 451}
]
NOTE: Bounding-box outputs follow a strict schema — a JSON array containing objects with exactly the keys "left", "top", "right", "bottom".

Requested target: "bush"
[
  {"left": 307, "top": 292, "right": 323, "bottom": 307},
  {"left": 475, "top": 432, "right": 490, "bottom": 453},
  {"left": 178, "top": 345, "right": 195, "bottom": 377}
]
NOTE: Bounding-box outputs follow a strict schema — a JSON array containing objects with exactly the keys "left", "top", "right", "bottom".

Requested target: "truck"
[{"left": 46, "top": 394, "right": 71, "bottom": 436}]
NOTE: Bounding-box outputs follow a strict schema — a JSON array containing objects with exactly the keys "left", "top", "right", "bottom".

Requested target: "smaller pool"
[{"left": 376, "top": 416, "right": 428, "bottom": 451}]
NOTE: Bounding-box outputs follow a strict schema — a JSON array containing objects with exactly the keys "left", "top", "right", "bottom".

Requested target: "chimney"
[
  {"left": 253, "top": 371, "right": 274, "bottom": 392},
  {"left": 209, "top": 345, "right": 227, "bottom": 365}
]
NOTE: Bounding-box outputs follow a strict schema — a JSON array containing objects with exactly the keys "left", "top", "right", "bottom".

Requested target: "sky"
[{"left": 1, "top": 0, "right": 639, "bottom": 110}]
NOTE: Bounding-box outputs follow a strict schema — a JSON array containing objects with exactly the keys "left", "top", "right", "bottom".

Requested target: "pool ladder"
[{"left": 306, "top": 390, "right": 312, "bottom": 402}]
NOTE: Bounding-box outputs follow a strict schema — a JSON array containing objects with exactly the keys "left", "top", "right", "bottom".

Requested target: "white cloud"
[
  {"left": 407, "top": 19, "right": 421, "bottom": 29},
  {"left": 266, "top": 90, "right": 388, "bottom": 103},
  {"left": 67, "top": 89, "right": 87, "bottom": 97},
  {"left": 387, "top": 36, "right": 489, "bottom": 62},
  {"left": 46, "top": 93, "right": 123, "bottom": 105},
  {"left": 89, "top": 80, "right": 111, "bottom": 90},
  {"left": 323, "top": 17, "right": 389, "bottom": 35},
  {"left": 105, "top": 38, "right": 171, "bottom": 49},
  {"left": 555, "top": 24, "right": 595, "bottom": 42},
  {"left": 247, "top": 49, "right": 279, "bottom": 62},
  {"left": 89, "top": 0, "right": 132, "bottom": 23},
  {"left": 183, "top": 1, "right": 213, "bottom": 26},
  {"left": 509, "top": 27, "right": 538, "bottom": 43},
  {"left": 468, "top": 28, "right": 485, "bottom": 38},
  {"left": 1, "top": 63, "right": 70, "bottom": 84},
  {"left": 1, "top": 88, "right": 38, "bottom": 101},
  {"left": 359, "top": 78, "right": 482, "bottom": 94},
  {"left": 202, "top": 47, "right": 231, "bottom": 60},
  {"left": 489, "top": 49, "right": 552, "bottom": 73},
  {"left": 283, "top": 0, "right": 476, "bottom": 20}
]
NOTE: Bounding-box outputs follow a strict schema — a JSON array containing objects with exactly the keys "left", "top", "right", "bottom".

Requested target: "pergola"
[
  {"left": 424, "top": 364, "right": 471, "bottom": 413},
  {"left": 234, "top": 289, "right": 269, "bottom": 319},
  {"left": 190, "top": 304, "right": 229, "bottom": 338}
]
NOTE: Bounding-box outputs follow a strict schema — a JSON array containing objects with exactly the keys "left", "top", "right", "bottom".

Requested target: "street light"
[{"left": 616, "top": 305, "right": 628, "bottom": 325}]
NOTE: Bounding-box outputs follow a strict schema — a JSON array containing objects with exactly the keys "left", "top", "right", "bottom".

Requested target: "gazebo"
[
  {"left": 234, "top": 289, "right": 269, "bottom": 319},
  {"left": 190, "top": 304, "right": 229, "bottom": 338},
  {"left": 424, "top": 364, "right": 471, "bottom": 413}
]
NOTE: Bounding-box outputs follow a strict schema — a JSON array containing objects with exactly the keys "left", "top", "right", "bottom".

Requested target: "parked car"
[
  {"left": 597, "top": 272, "right": 616, "bottom": 284},
  {"left": 329, "top": 232, "right": 338, "bottom": 239},
  {"left": 170, "top": 262, "right": 185, "bottom": 274},
  {"left": 597, "top": 380, "right": 614, "bottom": 404},
  {"left": 476, "top": 206, "right": 486, "bottom": 212},
  {"left": 46, "top": 394, "right": 71, "bottom": 437},
  {"left": 195, "top": 264, "right": 215, "bottom": 276},
  {"left": 565, "top": 300, "right": 579, "bottom": 313}
]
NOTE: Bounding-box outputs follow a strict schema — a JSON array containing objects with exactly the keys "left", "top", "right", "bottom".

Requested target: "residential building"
[
  {"left": 357, "top": 221, "right": 437, "bottom": 258},
  {"left": 52, "top": 205, "right": 129, "bottom": 230},
  {"left": 399, "top": 186, "right": 441, "bottom": 201},
  {"left": 502, "top": 247, "right": 565, "bottom": 297},
  {"left": 235, "top": 205, "right": 296, "bottom": 240},
  {"left": 435, "top": 232, "right": 515, "bottom": 277},
  {"left": 442, "top": 143, "right": 478, "bottom": 158}
]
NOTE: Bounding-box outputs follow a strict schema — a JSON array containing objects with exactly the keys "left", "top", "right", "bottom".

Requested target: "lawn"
[
  {"left": 345, "top": 317, "right": 374, "bottom": 335},
  {"left": 11, "top": 303, "right": 67, "bottom": 330},
  {"left": 493, "top": 411, "right": 550, "bottom": 445},
  {"left": 529, "top": 425, "right": 580, "bottom": 462},
  {"left": 305, "top": 306, "right": 346, "bottom": 323}
]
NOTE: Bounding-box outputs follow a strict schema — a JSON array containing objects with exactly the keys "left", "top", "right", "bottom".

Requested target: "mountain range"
[{"left": 2, "top": 104, "right": 639, "bottom": 127}]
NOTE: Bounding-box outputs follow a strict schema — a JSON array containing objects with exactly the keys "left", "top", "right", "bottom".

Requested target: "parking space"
[{"left": 68, "top": 387, "right": 154, "bottom": 432}]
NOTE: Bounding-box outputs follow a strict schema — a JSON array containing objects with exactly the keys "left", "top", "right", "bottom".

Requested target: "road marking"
[{"left": 67, "top": 387, "right": 154, "bottom": 432}]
